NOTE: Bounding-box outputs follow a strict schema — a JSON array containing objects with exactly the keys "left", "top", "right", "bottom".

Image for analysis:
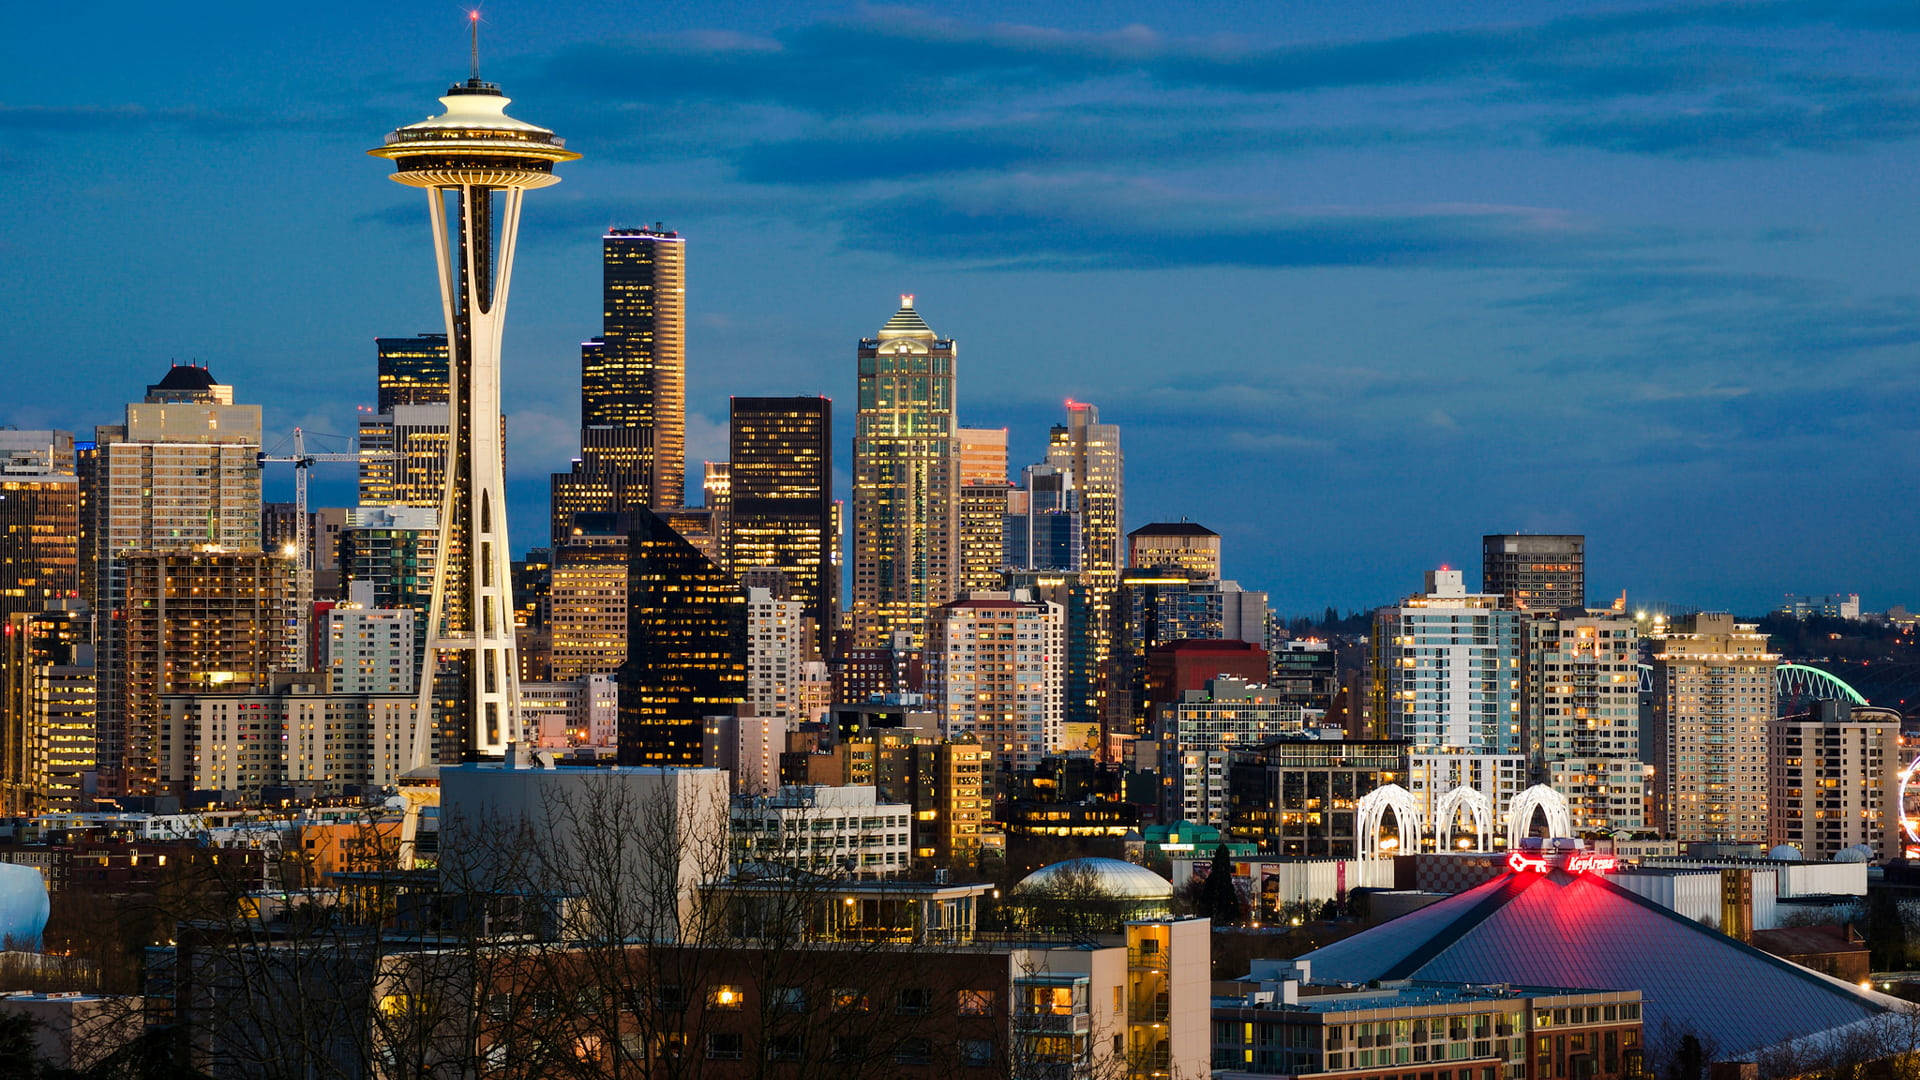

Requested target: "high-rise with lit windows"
[
  {"left": 1647, "top": 613, "right": 1777, "bottom": 843},
  {"left": 548, "top": 512, "right": 630, "bottom": 681},
  {"left": 1483, "top": 533, "right": 1585, "bottom": 612},
  {"left": 956, "top": 428, "right": 1010, "bottom": 597},
  {"left": 1045, "top": 402, "right": 1122, "bottom": 735},
  {"left": 727, "top": 396, "right": 834, "bottom": 631},
  {"left": 1369, "top": 568, "right": 1523, "bottom": 754},
  {"left": 851, "top": 295, "right": 957, "bottom": 649},
  {"left": 375, "top": 333, "right": 451, "bottom": 411},
  {"left": 618, "top": 507, "right": 747, "bottom": 766},
  {"left": 581, "top": 226, "right": 686, "bottom": 509},
  {"left": 0, "top": 430, "right": 78, "bottom": 628},
  {"left": 1521, "top": 609, "right": 1643, "bottom": 832}
]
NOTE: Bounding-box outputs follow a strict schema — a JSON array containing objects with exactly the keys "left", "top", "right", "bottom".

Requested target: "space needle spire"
[{"left": 370, "top": 21, "right": 580, "bottom": 765}]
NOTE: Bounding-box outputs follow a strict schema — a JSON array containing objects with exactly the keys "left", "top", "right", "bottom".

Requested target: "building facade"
[
  {"left": 1647, "top": 613, "right": 1778, "bottom": 843},
  {"left": 745, "top": 588, "right": 806, "bottom": 723},
  {"left": 1128, "top": 521, "right": 1220, "bottom": 581},
  {"left": 851, "top": 296, "right": 958, "bottom": 649},
  {"left": 1482, "top": 533, "right": 1585, "bottom": 612},
  {"left": 1157, "top": 678, "right": 1306, "bottom": 827},
  {"left": 374, "top": 333, "right": 450, "bottom": 411},
  {"left": 123, "top": 551, "right": 296, "bottom": 797},
  {"left": 582, "top": 226, "right": 686, "bottom": 509},
  {"left": 1370, "top": 569, "right": 1522, "bottom": 754},
  {"left": 548, "top": 513, "right": 631, "bottom": 681},
  {"left": 925, "top": 592, "right": 1065, "bottom": 780},
  {"left": 1768, "top": 700, "right": 1900, "bottom": 860},
  {"left": 726, "top": 396, "right": 835, "bottom": 631},
  {"left": 0, "top": 430, "right": 79, "bottom": 627},
  {"left": 323, "top": 605, "right": 415, "bottom": 695},
  {"left": 1227, "top": 738, "right": 1410, "bottom": 857},
  {"left": 618, "top": 508, "right": 747, "bottom": 767},
  {"left": 730, "top": 785, "right": 913, "bottom": 879},
  {"left": 1522, "top": 610, "right": 1644, "bottom": 832}
]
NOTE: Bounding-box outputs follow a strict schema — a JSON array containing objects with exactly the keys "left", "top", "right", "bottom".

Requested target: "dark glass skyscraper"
[
  {"left": 618, "top": 507, "right": 746, "bottom": 766},
  {"left": 727, "top": 396, "right": 835, "bottom": 632},
  {"left": 581, "top": 227, "right": 686, "bottom": 509},
  {"left": 1482, "top": 533, "right": 1585, "bottom": 611},
  {"left": 375, "top": 333, "right": 451, "bottom": 411}
]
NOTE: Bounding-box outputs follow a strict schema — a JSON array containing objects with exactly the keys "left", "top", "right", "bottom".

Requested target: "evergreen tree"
[{"left": 1199, "top": 844, "right": 1244, "bottom": 925}]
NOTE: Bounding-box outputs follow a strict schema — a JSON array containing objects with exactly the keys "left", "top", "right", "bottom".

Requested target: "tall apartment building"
[
  {"left": 1768, "top": 700, "right": 1899, "bottom": 860},
  {"left": 519, "top": 673, "right": 618, "bottom": 748},
  {"left": 956, "top": 428, "right": 1010, "bottom": 595},
  {"left": 926, "top": 591, "right": 1065, "bottom": 779},
  {"left": 338, "top": 506, "right": 437, "bottom": 681},
  {"left": 1482, "top": 533, "right": 1585, "bottom": 612},
  {"left": 1004, "top": 463, "right": 1081, "bottom": 573},
  {"left": 124, "top": 551, "right": 295, "bottom": 798},
  {"left": 374, "top": 333, "right": 450, "bottom": 411},
  {"left": 357, "top": 403, "right": 451, "bottom": 509},
  {"left": 1156, "top": 677, "right": 1306, "bottom": 827},
  {"left": 323, "top": 605, "right": 415, "bottom": 694},
  {"left": 548, "top": 513, "right": 630, "bottom": 681},
  {"left": 581, "top": 226, "right": 686, "bottom": 509},
  {"left": 1, "top": 603, "right": 94, "bottom": 814},
  {"left": 851, "top": 296, "right": 957, "bottom": 649},
  {"left": 86, "top": 367, "right": 262, "bottom": 789},
  {"left": 1370, "top": 569, "right": 1523, "bottom": 754},
  {"left": 745, "top": 588, "right": 806, "bottom": 723},
  {"left": 1127, "top": 521, "right": 1220, "bottom": 581},
  {"left": 618, "top": 507, "right": 747, "bottom": 767},
  {"left": 1646, "top": 613, "right": 1778, "bottom": 843},
  {"left": 727, "top": 397, "right": 835, "bottom": 630},
  {"left": 0, "top": 429, "right": 79, "bottom": 626},
  {"left": 1522, "top": 610, "right": 1644, "bottom": 832},
  {"left": 1003, "top": 571, "right": 1101, "bottom": 752}
]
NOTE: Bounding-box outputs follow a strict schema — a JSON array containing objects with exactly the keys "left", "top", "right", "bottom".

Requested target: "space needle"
[{"left": 370, "top": 16, "right": 579, "bottom": 764}]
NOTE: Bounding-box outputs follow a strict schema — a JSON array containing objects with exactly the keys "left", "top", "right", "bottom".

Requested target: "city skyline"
[{"left": 7, "top": 2, "right": 1920, "bottom": 614}]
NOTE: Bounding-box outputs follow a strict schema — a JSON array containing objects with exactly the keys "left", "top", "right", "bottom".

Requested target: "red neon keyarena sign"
[{"left": 1506, "top": 850, "right": 1617, "bottom": 874}]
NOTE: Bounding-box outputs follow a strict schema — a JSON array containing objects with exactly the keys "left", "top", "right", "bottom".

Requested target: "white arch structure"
[
  {"left": 1433, "top": 785, "right": 1495, "bottom": 852},
  {"left": 1356, "top": 784, "right": 1424, "bottom": 859},
  {"left": 1506, "top": 784, "right": 1573, "bottom": 848}
]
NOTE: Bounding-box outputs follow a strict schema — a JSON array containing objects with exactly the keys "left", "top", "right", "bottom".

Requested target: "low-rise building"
[
  {"left": 1213, "top": 963, "right": 1644, "bottom": 1080},
  {"left": 730, "top": 785, "right": 913, "bottom": 879}
]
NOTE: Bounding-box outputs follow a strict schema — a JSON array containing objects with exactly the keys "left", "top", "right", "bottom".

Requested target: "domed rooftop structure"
[
  {"left": 1015, "top": 857, "right": 1175, "bottom": 901},
  {"left": 1007, "top": 858, "right": 1175, "bottom": 934},
  {"left": 1835, "top": 844, "right": 1875, "bottom": 864},
  {"left": 1769, "top": 844, "right": 1805, "bottom": 861}
]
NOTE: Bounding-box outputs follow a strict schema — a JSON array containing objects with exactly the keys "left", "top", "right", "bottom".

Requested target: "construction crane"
[{"left": 257, "top": 428, "right": 361, "bottom": 644}]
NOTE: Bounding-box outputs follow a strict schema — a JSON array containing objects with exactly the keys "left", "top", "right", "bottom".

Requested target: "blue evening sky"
[{"left": 4, "top": 1, "right": 1918, "bottom": 615}]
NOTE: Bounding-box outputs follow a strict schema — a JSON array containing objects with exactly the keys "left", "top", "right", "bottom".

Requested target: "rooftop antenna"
[{"left": 469, "top": 9, "right": 481, "bottom": 81}]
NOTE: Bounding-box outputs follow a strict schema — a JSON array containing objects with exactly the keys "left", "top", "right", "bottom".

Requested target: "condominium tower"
[
  {"left": 1646, "top": 613, "right": 1778, "bottom": 843},
  {"left": 1369, "top": 569, "right": 1522, "bottom": 753},
  {"left": 851, "top": 295, "right": 957, "bottom": 648}
]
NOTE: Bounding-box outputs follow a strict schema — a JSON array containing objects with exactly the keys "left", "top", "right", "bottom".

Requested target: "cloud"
[
  {"left": 1539, "top": 94, "right": 1920, "bottom": 156},
  {"left": 835, "top": 175, "right": 1644, "bottom": 271}
]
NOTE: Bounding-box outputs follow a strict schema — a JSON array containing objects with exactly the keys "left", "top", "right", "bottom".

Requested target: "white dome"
[
  {"left": 1014, "top": 858, "right": 1175, "bottom": 901},
  {"left": 1835, "top": 844, "right": 1874, "bottom": 864},
  {"left": 1768, "top": 845, "right": 1804, "bottom": 861}
]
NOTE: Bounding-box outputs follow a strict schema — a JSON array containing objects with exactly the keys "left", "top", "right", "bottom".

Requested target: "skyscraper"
[
  {"left": 123, "top": 551, "right": 297, "bottom": 797},
  {"left": 1004, "top": 463, "right": 1082, "bottom": 574},
  {"left": 727, "top": 396, "right": 835, "bottom": 630},
  {"left": 1127, "top": 521, "right": 1221, "bottom": 581},
  {"left": 0, "top": 430, "right": 78, "bottom": 627},
  {"left": 581, "top": 226, "right": 686, "bottom": 509},
  {"left": 358, "top": 404, "right": 452, "bottom": 509},
  {"left": 548, "top": 512, "right": 630, "bottom": 681},
  {"left": 1046, "top": 401, "right": 1122, "bottom": 739},
  {"left": 851, "top": 295, "right": 958, "bottom": 649},
  {"left": 956, "top": 428, "right": 1010, "bottom": 596},
  {"left": 0, "top": 602, "right": 93, "bottom": 815},
  {"left": 1482, "top": 534, "right": 1585, "bottom": 611},
  {"left": 618, "top": 508, "right": 747, "bottom": 766},
  {"left": 926, "top": 591, "right": 1064, "bottom": 780},
  {"left": 369, "top": 52, "right": 578, "bottom": 762},
  {"left": 375, "top": 333, "right": 451, "bottom": 411},
  {"left": 549, "top": 424, "right": 649, "bottom": 545}
]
